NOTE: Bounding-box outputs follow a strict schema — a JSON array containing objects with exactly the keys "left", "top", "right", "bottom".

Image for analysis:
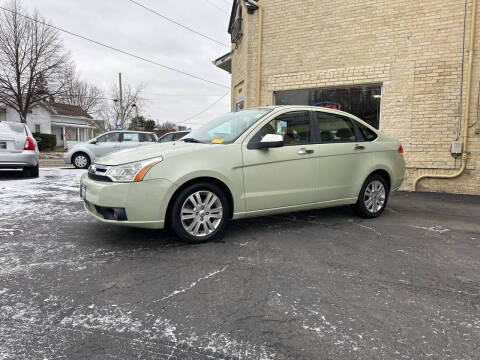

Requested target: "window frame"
[
  {"left": 311, "top": 110, "right": 364, "bottom": 144},
  {"left": 248, "top": 110, "right": 315, "bottom": 148}
]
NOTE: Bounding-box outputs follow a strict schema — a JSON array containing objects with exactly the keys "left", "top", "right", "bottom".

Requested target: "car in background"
[
  {"left": 64, "top": 131, "right": 158, "bottom": 169},
  {"left": 80, "top": 106, "right": 405, "bottom": 244},
  {"left": 158, "top": 130, "right": 190, "bottom": 143},
  {"left": 0, "top": 121, "right": 39, "bottom": 177}
]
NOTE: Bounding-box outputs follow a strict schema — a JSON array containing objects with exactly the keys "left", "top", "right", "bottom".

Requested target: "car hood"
[{"left": 95, "top": 141, "right": 211, "bottom": 166}]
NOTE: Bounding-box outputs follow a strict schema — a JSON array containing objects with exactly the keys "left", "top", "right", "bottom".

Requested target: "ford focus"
[{"left": 80, "top": 106, "right": 405, "bottom": 243}]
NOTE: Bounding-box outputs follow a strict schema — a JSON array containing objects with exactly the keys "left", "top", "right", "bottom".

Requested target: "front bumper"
[
  {"left": 0, "top": 150, "right": 38, "bottom": 168},
  {"left": 80, "top": 173, "right": 177, "bottom": 229},
  {"left": 63, "top": 152, "right": 72, "bottom": 164}
]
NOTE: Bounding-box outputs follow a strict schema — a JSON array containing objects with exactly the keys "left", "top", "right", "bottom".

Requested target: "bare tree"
[
  {"left": 156, "top": 121, "right": 177, "bottom": 129},
  {"left": 99, "top": 83, "right": 145, "bottom": 130},
  {"left": 57, "top": 65, "right": 104, "bottom": 116},
  {"left": 0, "top": 0, "right": 70, "bottom": 122}
]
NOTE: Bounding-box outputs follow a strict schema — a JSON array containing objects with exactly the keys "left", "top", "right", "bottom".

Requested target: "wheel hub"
[{"left": 181, "top": 190, "right": 223, "bottom": 237}]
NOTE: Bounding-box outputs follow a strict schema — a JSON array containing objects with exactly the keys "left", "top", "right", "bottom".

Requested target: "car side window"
[
  {"left": 159, "top": 133, "right": 173, "bottom": 143},
  {"left": 123, "top": 133, "right": 139, "bottom": 142},
  {"left": 97, "top": 133, "right": 120, "bottom": 143},
  {"left": 139, "top": 133, "right": 154, "bottom": 142},
  {"left": 315, "top": 112, "right": 356, "bottom": 143},
  {"left": 252, "top": 111, "right": 311, "bottom": 146},
  {"left": 355, "top": 121, "right": 378, "bottom": 141},
  {"left": 173, "top": 132, "right": 186, "bottom": 141}
]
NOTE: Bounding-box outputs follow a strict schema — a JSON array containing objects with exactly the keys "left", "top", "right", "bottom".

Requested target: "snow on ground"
[{"left": 0, "top": 168, "right": 86, "bottom": 221}]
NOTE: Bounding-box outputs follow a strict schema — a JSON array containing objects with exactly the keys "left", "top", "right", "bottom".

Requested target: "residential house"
[{"left": 0, "top": 100, "right": 103, "bottom": 148}]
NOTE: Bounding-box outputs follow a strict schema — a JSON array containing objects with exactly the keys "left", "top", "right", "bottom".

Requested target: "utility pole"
[{"left": 118, "top": 72, "right": 123, "bottom": 130}]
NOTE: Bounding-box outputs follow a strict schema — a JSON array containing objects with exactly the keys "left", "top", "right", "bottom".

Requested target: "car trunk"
[{"left": 0, "top": 124, "right": 26, "bottom": 153}]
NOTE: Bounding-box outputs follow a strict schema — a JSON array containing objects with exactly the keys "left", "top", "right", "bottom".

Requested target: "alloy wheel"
[
  {"left": 364, "top": 180, "right": 386, "bottom": 213},
  {"left": 74, "top": 155, "right": 88, "bottom": 168},
  {"left": 180, "top": 190, "right": 223, "bottom": 237}
]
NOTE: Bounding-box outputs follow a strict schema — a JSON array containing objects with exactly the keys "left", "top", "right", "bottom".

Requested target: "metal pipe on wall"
[
  {"left": 255, "top": 1, "right": 263, "bottom": 107},
  {"left": 412, "top": 0, "right": 477, "bottom": 191}
]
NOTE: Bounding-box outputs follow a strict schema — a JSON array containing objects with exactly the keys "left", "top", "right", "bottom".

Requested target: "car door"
[
  {"left": 310, "top": 110, "right": 368, "bottom": 201},
  {"left": 242, "top": 110, "right": 318, "bottom": 211},
  {"left": 92, "top": 132, "right": 121, "bottom": 158},
  {"left": 120, "top": 132, "right": 141, "bottom": 149}
]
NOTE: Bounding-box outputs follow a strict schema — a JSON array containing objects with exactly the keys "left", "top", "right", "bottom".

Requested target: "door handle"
[
  {"left": 354, "top": 144, "right": 365, "bottom": 151},
  {"left": 298, "top": 148, "right": 314, "bottom": 155}
]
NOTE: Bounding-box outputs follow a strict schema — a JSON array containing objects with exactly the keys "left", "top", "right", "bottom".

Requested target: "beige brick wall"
[{"left": 230, "top": 0, "right": 480, "bottom": 195}]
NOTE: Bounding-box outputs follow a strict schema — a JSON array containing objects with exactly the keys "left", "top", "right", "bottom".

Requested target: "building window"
[
  {"left": 274, "top": 84, "right": 382, "bottom": 129},
  {"left": 234, "top": 97, "right": 244, "bottom": 112},
  {"left": 34, "top": 124, "right": 41, "bottom": 133}
]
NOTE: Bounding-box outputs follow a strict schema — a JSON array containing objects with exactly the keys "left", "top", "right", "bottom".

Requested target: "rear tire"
[
  {"left": 23, "top": 164, "right": 39, "bottom": 178},
  {"left": 353, "top": 174, "right": 389, "bottom": 218},
  {"left": 72, "top": 153, "right": 91, "bottom": 169},
  {"left": 170, "top": 182, "right": 230, "bottom": 244}
]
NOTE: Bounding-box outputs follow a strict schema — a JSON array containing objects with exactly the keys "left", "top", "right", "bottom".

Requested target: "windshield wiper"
[{"left": 182, "top": 138, "right": 203, "bottom": 143}]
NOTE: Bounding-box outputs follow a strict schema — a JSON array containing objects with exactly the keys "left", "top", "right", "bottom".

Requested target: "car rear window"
[{"left": 0, "top": 122, "right": 25, "bottom": 134}]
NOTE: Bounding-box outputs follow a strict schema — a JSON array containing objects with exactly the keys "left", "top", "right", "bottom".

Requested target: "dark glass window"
[
  {"left": 253, "top": 111, "right": 311, "bottom": 146},
  {"left": 356, "top": 121, "right": 378, "bottom": 141},
  {"left": 315, "top": 112, "right": 356, "bottom": 143},
  {"left": 275, "top": 85, "right": 381, "bottom": 129}
]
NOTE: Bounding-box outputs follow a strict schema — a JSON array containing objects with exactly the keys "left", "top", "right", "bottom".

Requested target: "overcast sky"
[{"left": 18, "top": 0, "right": 233, "bottom": 127}]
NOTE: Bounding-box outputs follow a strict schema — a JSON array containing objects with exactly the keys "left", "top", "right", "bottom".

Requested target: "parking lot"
[{"left": 0, "top": 168, "right": 479, "bottom": 359}]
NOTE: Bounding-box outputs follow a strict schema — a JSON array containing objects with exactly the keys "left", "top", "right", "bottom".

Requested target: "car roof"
[{"left": 104, "top": 130, "right": 155, "bottom": 134}]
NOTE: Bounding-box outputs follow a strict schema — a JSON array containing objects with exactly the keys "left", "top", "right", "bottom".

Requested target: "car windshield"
[
  {"left": 183, "top": 108, "right": 272, "bottom": 144},
  {"left": 0, "top": 122, "right": 24, "bottom": 134}
]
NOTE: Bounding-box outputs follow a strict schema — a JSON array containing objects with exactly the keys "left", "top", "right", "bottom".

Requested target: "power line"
[
  {"left": 0, "top": 6, "right": 230, "bottom": 89},
  {"left": 204, "top": 0, "right": 230, "bottom": 15},
  {"left": 180, "top": 92, "right": 230, "bottom": 124},
  {"left": 126, "top": 0, "right": 230, "bottom": 47}
]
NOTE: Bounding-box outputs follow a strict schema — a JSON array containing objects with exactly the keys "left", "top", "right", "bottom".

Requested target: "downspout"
[
  {"left": 255, "top": 1, "right": 264, "bottom": 107},
  {"left": 412, "top": 0, "right": 477, "bottom": 191}
]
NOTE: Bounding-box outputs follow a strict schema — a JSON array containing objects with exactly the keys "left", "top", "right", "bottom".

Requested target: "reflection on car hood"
[{"left": 95, "top": 141, "right": 210, "bottom": 166}]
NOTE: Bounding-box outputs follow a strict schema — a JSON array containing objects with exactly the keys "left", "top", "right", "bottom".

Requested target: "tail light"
[
  {"left": 398, "top": 144, "right": 404, "bottom": 155},
  {"left": 24, "top": 136, "right": 35, "bottom": 151}
]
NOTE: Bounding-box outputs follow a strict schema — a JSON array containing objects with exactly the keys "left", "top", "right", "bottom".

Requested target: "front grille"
[
  {"left": 88, "top": 163, "right": 112, "bottom": 182},
  {"left": 88, "top": 172, "right": 112, "bottom": 182}
]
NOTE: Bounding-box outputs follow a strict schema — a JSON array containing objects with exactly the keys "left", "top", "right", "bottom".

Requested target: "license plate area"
[
  {"left": 0, "top": 142, "right": 6, "bottom": 149},
  {"left": 80, "top": 184, "right": 87, "bottom": 200}
]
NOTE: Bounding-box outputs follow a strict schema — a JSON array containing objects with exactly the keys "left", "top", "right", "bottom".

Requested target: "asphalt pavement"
[{"left": 0, "top": 168, "right": 479, "bottom": 359}]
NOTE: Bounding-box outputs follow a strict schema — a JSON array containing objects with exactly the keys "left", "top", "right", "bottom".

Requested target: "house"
[
  {"left": 0, "top": 100, "right": 103, "bottom": 148},
  {"left": 214, "top": 0, "right": 480, "bottom": 195}
]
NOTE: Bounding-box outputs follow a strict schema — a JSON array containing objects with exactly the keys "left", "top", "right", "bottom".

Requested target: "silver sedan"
[{"left": 0, "top": 122, "right": 39, "bottom": 177}]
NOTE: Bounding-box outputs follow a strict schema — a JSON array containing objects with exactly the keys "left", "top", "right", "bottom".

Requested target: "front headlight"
[{"left": 105, "top": 157, "right": 163, "bottom": 182}]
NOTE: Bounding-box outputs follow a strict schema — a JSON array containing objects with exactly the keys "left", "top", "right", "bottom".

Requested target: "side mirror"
[
  {"left": 89, "top": 140, "right": 97, "bottom": 144},
  {"left": 248, "top": 134, "right": 284, "bottom": 149}
]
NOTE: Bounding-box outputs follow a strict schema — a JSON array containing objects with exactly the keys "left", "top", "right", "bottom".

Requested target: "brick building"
[{"left": 214, "top": 0, "right": 480, "bottom": 195}]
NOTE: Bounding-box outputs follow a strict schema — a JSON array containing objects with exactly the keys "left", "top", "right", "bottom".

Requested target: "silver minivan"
[
  {"left": 0, "top": 122, "right": 39, "bottom": 177},
  {"left": 63, "top": 131, "right": 158, "bottom": 169}
]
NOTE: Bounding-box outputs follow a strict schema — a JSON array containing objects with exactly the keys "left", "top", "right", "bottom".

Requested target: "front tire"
[
  {"left": 353, "top": 174, "right": 389, "bottom": 218},
  {"left": 170, "top": 182, "right": 230, "bottom": 244},
  {"left": 72, "top": 153, "right": 91, "bottom": 169}
]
